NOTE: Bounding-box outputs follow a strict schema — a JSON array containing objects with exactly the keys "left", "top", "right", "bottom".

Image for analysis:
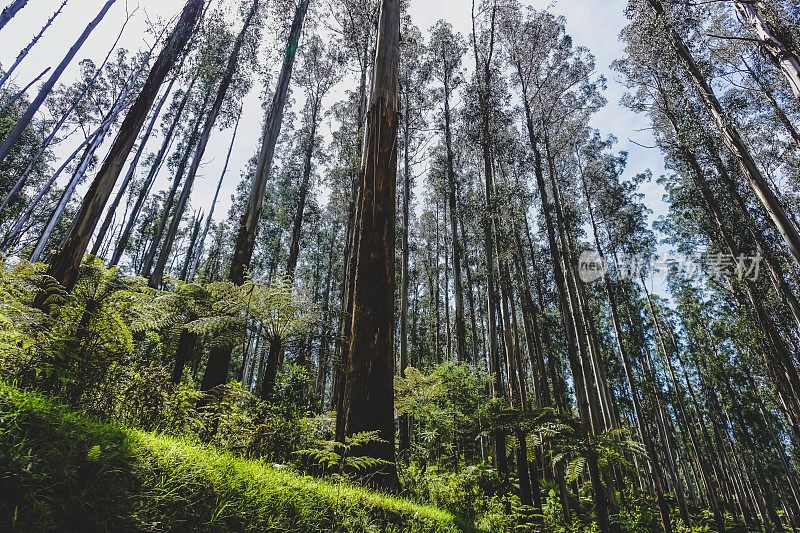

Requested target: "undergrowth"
[{"left": 0, "top": 381, "right": 484, "bottom": 533}]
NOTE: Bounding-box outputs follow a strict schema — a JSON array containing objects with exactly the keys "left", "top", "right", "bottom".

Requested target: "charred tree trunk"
[{"left": 337, "top": 0, "right": 400, "bottom": 491}]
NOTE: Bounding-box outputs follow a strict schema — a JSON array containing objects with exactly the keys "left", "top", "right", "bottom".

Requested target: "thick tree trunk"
[
  {"left": 338, "top": 0, "right": 400, "bottom": 491},
  {"left": 229, "top": 0, "right": 308, "bottom": 286},
  {"left": 0, "top": 0, "right": 29, "bottom": 32},
  {"left": 260, "top": 336, "right": 283, "bottom": 400},
  {"left": 0, "top": 0, "right": 116, "bottom": 168},
  {"left": 43, "top": 0, "right": 205, "bottom": 293},
  {"left": 646, "top": 0, "right": 800, "bottom": 265},
  {"left": 0, "top": 0, "right": 68, "bottom": 90},
  {"left": 149, "top": 0, "right": 258, "bottom": 289}
]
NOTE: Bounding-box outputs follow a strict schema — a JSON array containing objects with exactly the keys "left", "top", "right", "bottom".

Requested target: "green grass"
[{"left": 0, "top": 382, "right": 484, "bottom": 532}]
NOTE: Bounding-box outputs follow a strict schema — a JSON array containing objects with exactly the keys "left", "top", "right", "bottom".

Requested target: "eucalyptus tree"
[
  {"left": 228, "top": 0, "right": 310, "bottom": 287},
  {"left": 284, "top": 33, "right": 342, "bottom": 278},
  {"left": 428, "top": 20, "right": 468, "bottom": 364},
  {"left": 731, "top": 0, "right": 800, "bottom": 101},
  {"left": 632, "top": 0, "right": 800, "bottom": 266},
  {"left": 149, "top": 0, "right": 262, "bottom": 289},
  {"left": 0, "top": 15, "right": 133, "bottom": 227},
  {"left": 337, "top": 0, "right": 401, "bottom": 491},
  {"left": 0, "top": 0, "right": 117, "bottom": 169},
  {"left": 43, "top": 0, "right": 205, "bottom": 294},
  {"left": 398, "top": 17, "right": 431, "bottom": 454}
]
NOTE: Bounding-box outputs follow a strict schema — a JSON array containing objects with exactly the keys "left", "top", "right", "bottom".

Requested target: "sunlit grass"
[{"left": 0, "top": 381, "right": 485, "bottom": 532}]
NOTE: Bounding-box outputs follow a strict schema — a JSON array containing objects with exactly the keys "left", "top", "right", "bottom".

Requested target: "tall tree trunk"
[
  {"left": 149, "top": 0, "right": 258, "bottom": 289},
  {"left": 733, "top": 0, "right": 800, "bottom": 100},
  {"left": 0, "top": 0, "right": 68, "bottom": 90},
  {"left": 441, "top": 66, "right": 467, "bottom": 362},
  {"left": 43, "top": 0, "right": 205, "bottom": 293},
  {"left": 286, "top": 102, "right": 319, "bottom": 276},
  {"left": 0, "top": 0, "right": 29, "bottom": 32},
  {"left": 202, "top": 0, "right": 308, "bottom": 394},
  {"left": 577, "top": 164, "right": 672, "bottom": 532},
  {"left": 645, "top": 0, "right": 800, "bottom": 265},
  {"left": 471, "top": 0, "right": 508, "bottom": 477},
  {"left": 111, "top": 73, "right": 198, "bottom": 267},
  {"left": 140, "top": 89, "right": 209, "bottom": 278},
  {"left": 92, "top": 77, "right": 175, "bottom": 257},
  {"left": 229, "top": 0, "right": 309, "bottom": 286},
  {"left": 178, "top": 210, "right": 202, "bottom": 281},
  {"left": 188, "top": 106, "right": 241, "bottom": 281},
  {"left": 337, "top": 0, "right": 400, "bottom": 491},
  {"left": 0, "top": 0, "right": 116, "bottom": 168},
  {"left": 399, "top": 78, "right": 411, "bottom": 455}
]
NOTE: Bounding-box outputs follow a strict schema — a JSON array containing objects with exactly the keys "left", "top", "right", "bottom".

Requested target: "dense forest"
[{"left": 1, "top": 0, "right": 800, "bottom": 531}]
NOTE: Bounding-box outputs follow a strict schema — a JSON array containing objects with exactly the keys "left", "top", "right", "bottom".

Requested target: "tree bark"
[
  {"left": 43, "top": 0, "right": 205, "bottom": 294},
  {"left": 337, "top": 0, "right": 400, "bottom": 491},
  {"left": 149, "top": 0, "right": 258, "bottom": 289},
  {"left": 229, "top": 0, "right": 309, "bottom": 286},
  {"left": 441, "top": 61, "right": 467, "bottom": 362},
  {"left": 399, "top": 75, "right": 412, "bottom": 455}
]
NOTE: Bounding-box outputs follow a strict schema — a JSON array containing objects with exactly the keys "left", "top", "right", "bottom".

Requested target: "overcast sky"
[{"left": 0, "top": 0, "right": 669, "bottom": 285}]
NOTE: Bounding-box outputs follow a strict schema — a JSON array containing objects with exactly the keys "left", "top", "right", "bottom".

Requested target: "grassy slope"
[{"left": 0, "top": 383, "right": 482, "bottom": 533}]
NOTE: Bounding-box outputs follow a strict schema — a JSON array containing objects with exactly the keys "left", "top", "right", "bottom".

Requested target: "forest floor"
[{"left": 0, "top": 381, "right": 484, "bottom": 533}]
